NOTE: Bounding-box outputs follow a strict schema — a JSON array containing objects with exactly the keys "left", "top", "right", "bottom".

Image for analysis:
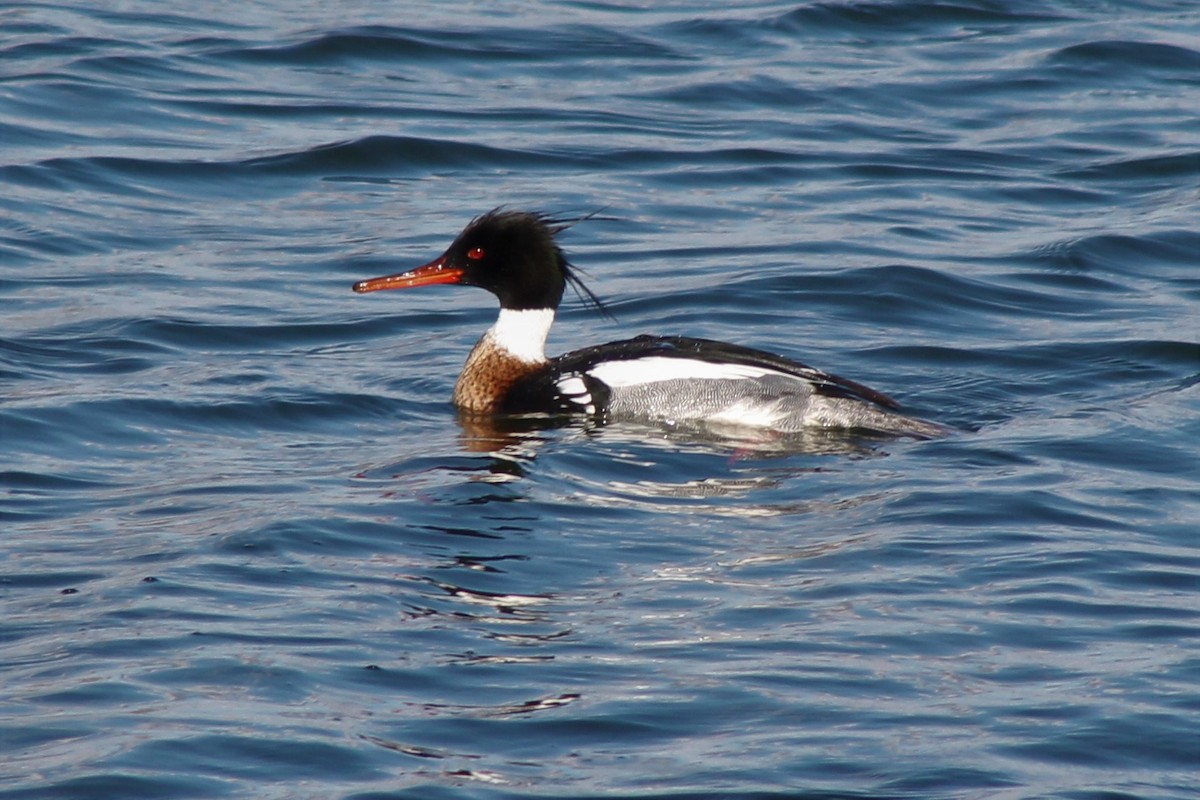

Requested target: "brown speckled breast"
[{"left": 452, "top": 333, "right": 547, "bottom": 413}]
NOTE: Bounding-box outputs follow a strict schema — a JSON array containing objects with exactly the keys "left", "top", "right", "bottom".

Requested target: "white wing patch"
[
  {"left": 588, "top": 356, "right": 773, "bottom": 387},
  {"left": 555, "top": 374, "right": 596, "bottom": 414}
]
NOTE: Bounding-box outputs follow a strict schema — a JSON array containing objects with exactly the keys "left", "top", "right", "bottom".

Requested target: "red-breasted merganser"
[{"left": 353, "top": 209, "right": 946, "bottom": 438}]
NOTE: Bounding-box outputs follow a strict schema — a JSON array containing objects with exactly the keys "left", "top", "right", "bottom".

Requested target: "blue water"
[{"left": 2, "top": 1, "right": 1199, "bottom": 798}]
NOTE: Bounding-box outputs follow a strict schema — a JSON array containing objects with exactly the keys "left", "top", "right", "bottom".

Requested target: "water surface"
[{"left": 2, "top": 1, "right": 1198, "bottom": 798}]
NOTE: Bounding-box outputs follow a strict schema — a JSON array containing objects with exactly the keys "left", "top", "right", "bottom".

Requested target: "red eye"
[{"left": 467, "top": 247, "right": 485, "bottom": 260}]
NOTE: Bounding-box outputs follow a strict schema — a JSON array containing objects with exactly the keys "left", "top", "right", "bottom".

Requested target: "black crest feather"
[{"left": 483, "top": 207, "right": 615, "bottom": 320}]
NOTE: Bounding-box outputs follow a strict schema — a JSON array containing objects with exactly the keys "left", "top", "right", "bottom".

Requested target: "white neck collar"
[{"left": 487, "top": 308, "right": 555, "bottom": 364}]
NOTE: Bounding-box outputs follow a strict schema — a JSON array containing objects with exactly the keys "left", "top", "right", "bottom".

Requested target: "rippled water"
[{"left": 3, "top": 1, "right": 1199, "bottom": 798}]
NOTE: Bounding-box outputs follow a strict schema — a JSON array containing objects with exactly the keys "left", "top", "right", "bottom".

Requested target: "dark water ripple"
[{"left": 3, "top": 1, "right": 1199, "bottom": 798}]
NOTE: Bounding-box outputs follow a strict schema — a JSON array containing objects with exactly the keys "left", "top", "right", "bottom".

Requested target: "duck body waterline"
[{"left": 354, "top": 209, "right": 946, "bottom": 439}]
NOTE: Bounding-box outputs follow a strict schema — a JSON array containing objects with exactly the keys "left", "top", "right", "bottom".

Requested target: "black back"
[{"left": 501, "top": 335, "right": 900, "bottom": 415}]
